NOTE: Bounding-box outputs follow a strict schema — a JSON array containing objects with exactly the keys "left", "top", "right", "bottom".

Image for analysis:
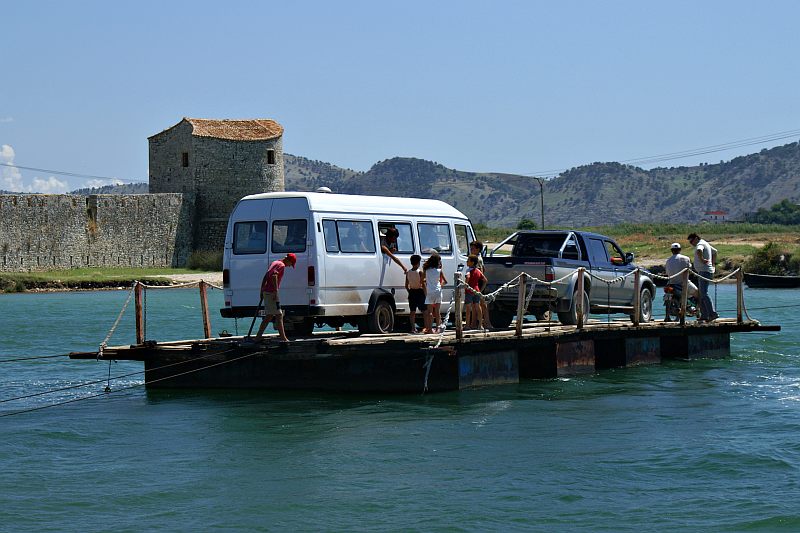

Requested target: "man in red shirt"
[{"left": 255, "top": 253, "right": 297, "bottom": 342}]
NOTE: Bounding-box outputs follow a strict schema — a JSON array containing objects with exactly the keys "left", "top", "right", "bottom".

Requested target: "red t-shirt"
[
  {"left": 467, "top": 268, "right": 485, "bottom": 291},
  {"left": 261, "top": 260, "right": 286, "bottom": 293}
]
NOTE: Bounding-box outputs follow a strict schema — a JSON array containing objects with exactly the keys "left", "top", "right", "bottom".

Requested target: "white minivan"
[{"left": 220, "top": 191, "right": 476, "bottom": 335}]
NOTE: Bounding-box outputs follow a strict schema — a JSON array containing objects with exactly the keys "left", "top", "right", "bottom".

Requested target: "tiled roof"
[
  {"left": 186, "top": 118, "right": 283, "bottom": 140},
  {"left": 150, "top": 118, "right": 284, "bottom": 141}
]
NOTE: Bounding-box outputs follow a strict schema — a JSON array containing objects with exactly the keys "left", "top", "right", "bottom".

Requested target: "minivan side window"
[
  {"left": 322, "top": 220, "right": 339, "bottom": 253},
  {"left": 454, "top": 224, "right": 471, "bottom": 256},
  {"left": 378, "top": 222, "right": 414, "bottom": 254},
  {"left": 336, "top": 220, "right": 376, "bottom": 253},
  {"left": 233, "top": 221, "right": 267, "bottom": 255},
  {"left": 418, "top": 223, "right": 453, "bottom": 255},
  {"left": 272, "top": 220, "right": 307, "bottom": 253}
]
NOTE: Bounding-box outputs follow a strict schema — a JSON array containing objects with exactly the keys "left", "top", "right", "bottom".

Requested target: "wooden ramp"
[{"left": 69, "top": 319, "right": 780, "bottom": 394}]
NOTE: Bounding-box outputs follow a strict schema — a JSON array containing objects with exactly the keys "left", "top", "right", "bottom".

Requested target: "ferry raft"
[{"left": 69, "top": 271, "right": 779, "bottom": 394}]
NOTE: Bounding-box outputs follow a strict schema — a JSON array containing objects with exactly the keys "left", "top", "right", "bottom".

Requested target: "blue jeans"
[{"left": 697, "top": 271, "right": 716, "bottom": 319}]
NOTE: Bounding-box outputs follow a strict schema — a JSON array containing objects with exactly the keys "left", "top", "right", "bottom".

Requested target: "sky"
[{"left": 2, "top": 0, "right": 799, "bottom": 193}]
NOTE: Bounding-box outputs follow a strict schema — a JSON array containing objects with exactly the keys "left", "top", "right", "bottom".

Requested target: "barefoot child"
[
  {"left": 405, "top": 254, "right": 425, "bottom": 333},
  {"left": 422, "top": 254, "right": 447, "bottom": 334}
]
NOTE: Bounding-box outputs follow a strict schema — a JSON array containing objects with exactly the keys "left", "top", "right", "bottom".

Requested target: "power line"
[
  {"left": 525, "top": 128, "right": 800, "bottom": 178},
  {"left": 0, "top": 162, "right": 144, "bottom": 184}
]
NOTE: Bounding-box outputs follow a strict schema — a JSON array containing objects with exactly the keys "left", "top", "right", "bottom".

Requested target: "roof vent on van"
[{"left": 316, "top": 186, "right": 332, "bottom": 193}]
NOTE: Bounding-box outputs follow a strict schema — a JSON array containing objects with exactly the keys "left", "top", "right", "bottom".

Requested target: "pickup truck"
[{"left": 483, "top": 230, "right": 655, "bottom": 327}]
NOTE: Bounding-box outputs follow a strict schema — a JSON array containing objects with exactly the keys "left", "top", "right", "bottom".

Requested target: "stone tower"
[{"left": 148, "top": 118, "right": 284, "bottom": 251}]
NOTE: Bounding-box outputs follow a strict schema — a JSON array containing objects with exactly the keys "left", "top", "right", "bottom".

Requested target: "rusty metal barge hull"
[{"left": 70, "top": 319, "right": 779, "bottom": 394}]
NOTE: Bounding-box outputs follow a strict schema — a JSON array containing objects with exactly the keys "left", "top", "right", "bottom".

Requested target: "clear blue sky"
[{"left": 2, "top": 0, "right": 799, "bottom": 192}]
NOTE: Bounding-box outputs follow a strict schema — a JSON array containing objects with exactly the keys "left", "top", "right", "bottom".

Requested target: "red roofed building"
[{"left": 703, "top": 210, "right": 728, "bottom": 223}]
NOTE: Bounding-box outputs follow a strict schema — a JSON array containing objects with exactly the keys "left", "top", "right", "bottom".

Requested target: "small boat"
[{"left": 743, "top": 272, "right": 800, "bottom": 289}]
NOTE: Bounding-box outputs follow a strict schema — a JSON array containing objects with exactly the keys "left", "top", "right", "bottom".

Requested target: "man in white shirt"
[{"left": 688, "top": 232, "right": 719, "bottom": 322}]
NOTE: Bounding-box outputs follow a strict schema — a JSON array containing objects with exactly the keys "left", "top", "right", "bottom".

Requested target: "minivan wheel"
[{"left": 366, "top": 299, "right": 395, "bottom": 334}]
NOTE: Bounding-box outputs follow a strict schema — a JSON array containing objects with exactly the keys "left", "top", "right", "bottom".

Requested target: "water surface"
[{"left": 1, "top": 286, "right": 798, "bottom": 531}]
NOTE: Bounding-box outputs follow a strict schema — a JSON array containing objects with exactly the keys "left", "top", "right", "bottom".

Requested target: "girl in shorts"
[{"left": 422, "top": 254, "right": 447, "bottom": 334}]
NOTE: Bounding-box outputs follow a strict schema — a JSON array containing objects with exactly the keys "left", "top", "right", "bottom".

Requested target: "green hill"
[{"left": 285, "top": 141, "right": 800, "bottom": 227}]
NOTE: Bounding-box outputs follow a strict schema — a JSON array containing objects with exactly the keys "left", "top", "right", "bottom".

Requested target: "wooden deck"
[{"left": 69, "top": 318, "right": 780, "bottom": 393}]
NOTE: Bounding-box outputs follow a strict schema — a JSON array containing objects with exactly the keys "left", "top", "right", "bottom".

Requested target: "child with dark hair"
[
  {"left": 422, "top": 254, "right": 447, "bottom": 334},
  {"left": 405, "top": 254, "right": 425, "bottom": 333},
  {"left": 465, "top": 254, "right": 487, "bottom": 329}
]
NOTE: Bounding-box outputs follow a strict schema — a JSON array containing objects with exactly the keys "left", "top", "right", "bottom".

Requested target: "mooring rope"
[
  {"left": 0, "top": 347, "right": 255, "bottom": 417},
  {"left": 97, "top": 282, "right": 136, "bottom": 360},
  {"left": 0, "top": 354, "right": 71, "bottom": 363}
]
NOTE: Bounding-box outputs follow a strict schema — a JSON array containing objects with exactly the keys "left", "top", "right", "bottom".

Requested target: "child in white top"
[{"left": 422, "top": 254, "right": 447, "bottom": 334}]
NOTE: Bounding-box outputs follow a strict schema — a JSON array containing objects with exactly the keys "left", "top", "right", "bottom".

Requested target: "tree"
[{"left": 517, "top": 218, "right": 537, "bottom": 230}]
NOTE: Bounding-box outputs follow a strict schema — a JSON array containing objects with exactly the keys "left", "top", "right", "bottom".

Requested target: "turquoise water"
[{"left": 1, "top": 286, "right": 799, "bottom": 531}]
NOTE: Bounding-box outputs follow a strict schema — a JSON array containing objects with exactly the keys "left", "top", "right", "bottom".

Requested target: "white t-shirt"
[
  {"left": 665, "top": 253, "right": 691, "bottom": 280},
  {"left": 693, "top": 239, "right": 716, "bottom": 274}
]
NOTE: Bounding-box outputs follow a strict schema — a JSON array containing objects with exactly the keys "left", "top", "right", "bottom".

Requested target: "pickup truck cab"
[{"left": 483, "top": 230, "right": 654, "bottom": 327}]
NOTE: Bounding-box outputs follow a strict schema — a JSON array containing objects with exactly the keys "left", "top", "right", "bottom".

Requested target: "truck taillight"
[
  {"left": 545, "top": 267, "right": 555, "bottom": 282},
  {"left": 307, "top": 265, "right": 315, "bottom": 286},
  {"left": 223, "top": 269, "right": 230, "bottom": 287}
]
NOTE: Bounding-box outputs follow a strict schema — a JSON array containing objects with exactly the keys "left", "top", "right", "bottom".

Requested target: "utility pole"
[{"left": 534, "top": 177, "right": 545, "bottom": 229}]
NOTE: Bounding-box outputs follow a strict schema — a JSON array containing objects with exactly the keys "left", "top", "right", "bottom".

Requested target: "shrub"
[
  {"left": 186, "top": 251, "right": 223, "bottom": 271},
  {"left": 743, "top": 242, "right": 795, "bottom": 275}
]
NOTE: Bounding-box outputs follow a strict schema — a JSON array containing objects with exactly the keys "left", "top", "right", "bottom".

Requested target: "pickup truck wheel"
[
  {"left": 489, "top": 307, "right": 514, "bottom": 329},
  {"left": 366, "top": 299, "right": 395, "bottom": 334},
  {"left": 558, "top": 290, "right": 589, "bottom": 326},
  {"left": 632, "top": 287, "right": 654, "bottom": 323}
]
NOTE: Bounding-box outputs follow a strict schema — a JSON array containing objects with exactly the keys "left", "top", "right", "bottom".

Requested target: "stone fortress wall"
[
  {"left": 1, "top": 117, "right": 284, "bottom": 272},
  {"left": 0, "top": 193, "right": 193, "bottom": 272}
]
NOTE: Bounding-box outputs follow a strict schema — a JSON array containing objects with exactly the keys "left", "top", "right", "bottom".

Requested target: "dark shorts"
[
  {"left": 466, "top": 292, "right": 481, "bottom": 305},
  {"left": 408, "top": 288, "right": 426, "bottom": 313}
]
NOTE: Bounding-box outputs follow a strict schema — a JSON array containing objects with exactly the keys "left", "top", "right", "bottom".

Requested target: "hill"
[
  {"left": 70, "top": 182, "right": 149, "bottom": 195},
  {"left": 284, "top": 141, "right": 800, "bottom": 227}
]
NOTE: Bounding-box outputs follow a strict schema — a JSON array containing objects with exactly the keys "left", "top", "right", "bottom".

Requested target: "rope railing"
[
  {"left": 451, "top": 265, "right": 754, "bottom": 334},
  {"left": 99, "top": 279, "right": 222, "bottom": 349}
]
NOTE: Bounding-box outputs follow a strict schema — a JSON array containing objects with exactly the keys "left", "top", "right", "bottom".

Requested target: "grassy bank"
[{"left": 0, "top": 267, "right": 206, "bottom": 293}]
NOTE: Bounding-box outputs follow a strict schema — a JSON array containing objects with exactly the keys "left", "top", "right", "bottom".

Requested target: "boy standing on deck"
[
  {"left": 470, "top": 240, "right": 493, "bottom": 329},
  {"left": 405, "top": 254, "right": 425, "bottom": 333},
  {"left": 465, "top": 255, "right": 487, "bottom": 329},
  {"left": 255, "top": 253, "right": 296, "bottom": 342}
]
